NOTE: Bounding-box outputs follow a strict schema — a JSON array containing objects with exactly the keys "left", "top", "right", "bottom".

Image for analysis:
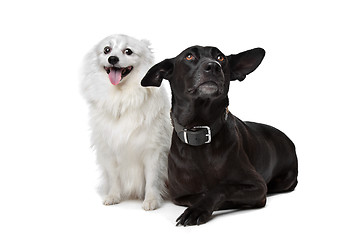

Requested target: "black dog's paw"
[{"left": 176, "top": 206, "right": 212, "bottom": 226}]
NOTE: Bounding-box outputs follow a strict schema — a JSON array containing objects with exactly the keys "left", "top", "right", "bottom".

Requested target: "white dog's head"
[
  {"left": 82, "top": 34, "right": 154, "bottom": 87},
  {"left": 97, "top": 34, "right": 154, "bottom": 85},
  {"left": 81, "top": 34, "right": 155, "bottom": 107}
]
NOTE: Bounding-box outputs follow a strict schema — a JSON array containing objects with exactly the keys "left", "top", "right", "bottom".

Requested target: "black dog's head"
[{"left": 141, "top": 46, "right": 265, "bottom": 101}]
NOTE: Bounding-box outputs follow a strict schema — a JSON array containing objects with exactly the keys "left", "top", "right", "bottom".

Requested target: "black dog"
[{"left": 141, "top": 46, "right": 298, "bottom": 226}]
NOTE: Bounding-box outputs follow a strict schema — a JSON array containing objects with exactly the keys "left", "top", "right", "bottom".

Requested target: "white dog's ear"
[
  {"left": 141, "top": 39, "right": 151, "bottom": 48},
  {"left": 141, "top": 59, "right": 174, "bottom": 87},
  {"left": 227, "top": 48, "right": 265, "bottom": 81}
]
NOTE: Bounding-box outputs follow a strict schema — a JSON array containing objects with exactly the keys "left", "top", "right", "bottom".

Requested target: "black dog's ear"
[
  {"left": 227, "top": 48, "right": 265, "bottom": 81},
  {"left": 141, "top": 59, "right": 174, "bottom": 87}
]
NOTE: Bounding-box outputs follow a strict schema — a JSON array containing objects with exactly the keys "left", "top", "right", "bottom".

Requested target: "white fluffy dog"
[{"left": 81, "top": 34, "right": 171, "bottom": 210}]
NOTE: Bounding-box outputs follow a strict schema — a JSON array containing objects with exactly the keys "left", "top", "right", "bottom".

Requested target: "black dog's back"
[{"left": 242, "top": 120, "right": 298, "bottom": 193}]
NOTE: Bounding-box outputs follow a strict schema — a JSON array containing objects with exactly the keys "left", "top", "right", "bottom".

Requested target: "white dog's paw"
[
  {"left": 142, "top": 198, "right": 160, "bottom": 211},
  {"left": 103, "top": 195, "right": 121, "bottom": 206}
]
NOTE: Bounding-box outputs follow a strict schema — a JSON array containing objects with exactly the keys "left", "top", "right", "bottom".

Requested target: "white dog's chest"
[{"left": 91, "top": 108, "right": 150, "bottom": 153}]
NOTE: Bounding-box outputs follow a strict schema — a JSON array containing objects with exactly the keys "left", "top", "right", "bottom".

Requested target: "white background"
[{"left": 1, "top": 0, "right": 359, "bottom": 239}]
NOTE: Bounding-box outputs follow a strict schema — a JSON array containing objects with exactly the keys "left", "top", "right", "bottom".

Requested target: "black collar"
[{"left": 170, "top": 108, "right": 229, "bottom": 146}]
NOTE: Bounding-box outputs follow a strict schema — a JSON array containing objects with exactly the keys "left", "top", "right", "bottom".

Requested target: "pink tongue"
[{"left": 109, "top": 68, "right": 122, "bottom": 85}]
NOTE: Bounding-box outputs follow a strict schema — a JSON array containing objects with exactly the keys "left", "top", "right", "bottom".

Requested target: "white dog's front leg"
[
  {"left": 99, "top": 154, "right": 122, "bottom": 206},
  {"left": 103, "top": 182, "right": 122, "bottom": 206},
  {"left": 142, "top": 179, "right": 161, "bottom": 211},
  {"left": 142, "top": 152, "right": 166, "bottom": 211}
]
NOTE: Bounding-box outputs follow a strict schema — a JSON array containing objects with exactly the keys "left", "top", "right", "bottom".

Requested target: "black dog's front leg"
[
  {"left": 176, "top": 193, "right": 218, "bottom": 226},
  {"left": 176, "top": 180, "right": 267, "bottom": 226}
]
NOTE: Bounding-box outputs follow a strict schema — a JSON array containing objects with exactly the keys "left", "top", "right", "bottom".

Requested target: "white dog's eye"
[
  {"left": 124, "top": 48, "right": 133, "bottom": 55},
  {"left": 104, "top": 46, "right": 112, "bottom": 54}
]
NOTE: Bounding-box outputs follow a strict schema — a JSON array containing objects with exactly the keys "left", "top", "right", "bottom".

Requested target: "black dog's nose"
[
  {"left": 108, "top": 56, "right": 119, "bottom": 65},
  {"left": 203, "top": 62, "right": 221, "bottom": 74}
]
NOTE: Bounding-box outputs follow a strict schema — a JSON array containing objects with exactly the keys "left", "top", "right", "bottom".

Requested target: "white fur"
[{"left": 80, "top": 34, "right": 171, "bottom": 210}]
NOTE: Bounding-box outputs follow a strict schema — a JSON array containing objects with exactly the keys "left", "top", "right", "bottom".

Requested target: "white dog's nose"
[{"left": 108, "top": 56, "right": 119, "bottom": 65}]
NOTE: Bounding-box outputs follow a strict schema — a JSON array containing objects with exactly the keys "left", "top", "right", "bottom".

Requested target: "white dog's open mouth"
[{"left": 104, "top": 66, "right": 133, "bottom": 85}]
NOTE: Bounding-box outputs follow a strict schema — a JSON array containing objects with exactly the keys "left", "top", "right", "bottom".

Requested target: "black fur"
[{"left": 141, "top": 46, "right": 298, "bottom": 226}]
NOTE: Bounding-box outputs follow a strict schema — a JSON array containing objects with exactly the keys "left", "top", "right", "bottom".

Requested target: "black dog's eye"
[
  {"left": 124, "top": 48, "right": 133, "bottom": 55},
  {"left": 104, "top": 46, "right": 112, "bottom": 54},
  {"left": 217, "top": 55, "right": 225, "bottom": 62},
  {"left": 185, "top": 54, "right": 195, "bottom": 61}
]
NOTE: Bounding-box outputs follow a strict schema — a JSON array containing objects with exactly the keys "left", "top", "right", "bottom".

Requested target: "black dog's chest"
[{"left": 168, "top": 132, "right": 236, "bottom": 197}]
